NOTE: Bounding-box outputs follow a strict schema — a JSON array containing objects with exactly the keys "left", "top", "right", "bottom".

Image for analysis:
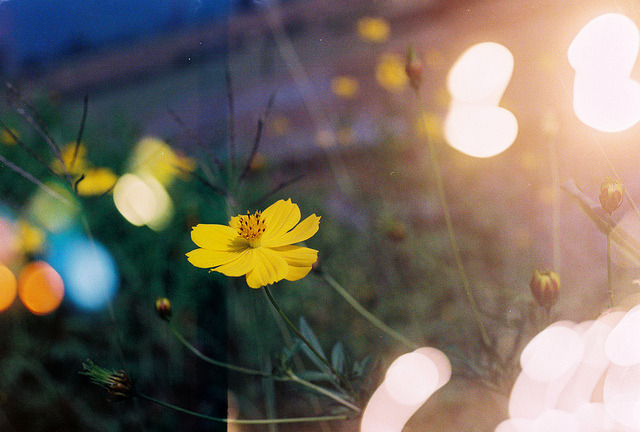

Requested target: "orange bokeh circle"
[
  {"left": 0, "top": 264, "right": 17, "bottom": 312},
  {"left": 18, "top": 261, "right": 64, "bottom": 315}
]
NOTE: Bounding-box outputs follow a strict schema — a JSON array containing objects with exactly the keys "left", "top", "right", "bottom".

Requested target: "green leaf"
[
  {"left": 295, "top": 370, "right": 333, "bottom": 382},
  {"left": 298, "top": 316, "right": 329, "bottom": 373},
  {"left": 331, "top": 342, "right": 346, "bottom": 374}
]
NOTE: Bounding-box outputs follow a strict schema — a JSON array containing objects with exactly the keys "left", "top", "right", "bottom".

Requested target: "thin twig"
[
  {"left": 239, "top": 93, "right": 276, "bottom": 181},
  {"left": 167, "top": 108, "right": 225, "bottom": 172},
  {"left": 412, "top": 90, "right": 491, "bottom": 348},
  {"left": 253, "top": 173, "right": 306, "bottom": 207},
  {"left": 0, "top": 117, "right": 56, "bottom": 176},
  {"left": 5, "top": 83, "right": 64, "bottom": 163},
  {"left": 227, "top": 71, "right": 236, "bottom": 173},
  {"left": 71, "top": 95, "right": 89, "bottom": 172},
  {"left": 168, "top": 323, "right": 272, "bottom": 377},
  {"left": 319, "top": 270, "right": 419, "bottom": 350},
  {"left": 137, "top": 392, "right": 350, "bottom": 424},
  {"left": 0, "top": 153, "right": 72, "bottom": 205},
  {"left": 286, "top": 370, "right": 360, "bottom": 412},
  {"left": 191, "top": 168, "right": 228, "bottom": 196}
]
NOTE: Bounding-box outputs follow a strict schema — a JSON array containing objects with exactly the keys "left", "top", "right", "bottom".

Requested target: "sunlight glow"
[
  {"left": 569, "top": 13, "right": 640, "bottom": 132},
  {"left": 0, "top": 264, "right": 17, "bottom": 312},
  {"left": 47, "top": 234, "right": 119, "bottom": 311},
  {"left": 113, "top": 173, "right": 174, "bottom": 231},
  {"left": 444, "top": 42, "right": 517, "bottom": 157},
  {"left": 520, "top": 325, "right": 584, "bottom": 382},
  {"left": 361, "top": 348, "right": 451, "bottom": 432},
  {"left": 17, "top": 261, "right": 64, "bottom": 315},
  {"left": 605, "top": 304, "right": 640, "bottom": 366},
  {"left": 501, "top": 309, "right": 640, "bottom": 432}
]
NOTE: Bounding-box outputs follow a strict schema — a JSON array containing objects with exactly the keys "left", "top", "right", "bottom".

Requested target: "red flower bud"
[
  {"left": 599, "top": 178, "right": 624, "bottom": 215},
  {"left": 155, "top": 297, "right": 172, "bottom": 321},
  {"left": 530, "top": 270, "right": 560, "bottom": 311}
]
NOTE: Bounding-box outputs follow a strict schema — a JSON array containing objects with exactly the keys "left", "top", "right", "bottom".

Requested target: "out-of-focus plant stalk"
[
  {"left": 319, "top": 270, "right": 418, "bottom": 350},
  {"left": 168, "top": 322, "right": 359, "bottom": 410},
  {"left": 137, "top": 392, "right": 350, "bottom": 424},
  {"left": 410, "top": 88, "right": 491, "bottom": 348},
  {"left": 607, "top": 233, "right": 614, "bottom": 307},
  {"left": 168, "top": 323, "right": 267, "bottom": 376},
  {"left": 286, "top": 371, "right": 360, "bottom": 412}
]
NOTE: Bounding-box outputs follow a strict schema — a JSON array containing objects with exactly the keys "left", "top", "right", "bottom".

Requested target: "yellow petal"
[
  {"left": 186, "top": 248, "right": 243, "bottom": 269},
  {"left": 245, "top": 247, "right": 289, "bottom": 288},
  {"left": 261, "top": 199, "right": 301, "bottom": 242},
  {"left": 191, "top": 224, "right": 247, "bottom": 251},
  {"left": 285, "top": 266, "right": 313, "bottom": 282},
  {"left": 213, "top": 249, "right": 256, "bottom": 277},
  {"left": 269, "top": 245, "right": 318, "bottom": 267},
  {"left": 263, "top": 214, "right": 320, "bottom": 248}
]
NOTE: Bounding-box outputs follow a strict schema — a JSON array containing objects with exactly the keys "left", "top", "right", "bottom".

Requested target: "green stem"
[
  {"left": 262, "top": 286, "right": 353, "bottom": 394},
  {"left": 168, "top": 323, "right": 269, "bottom": 377},
  {"left": 286, "top": 371, "right": 360, "bottom": 412},
  {"left": 320, "top": 271, "right": 418, "bottom": 350},
  {"left": 137, "top": 392, "right": 350, "bottom": 424},
  {"left": 607, "top": 233, "right": 614, "bottom": 307},
  {"left": 169, "top": 321, "right": 359, "bottom": 408},
  {"left": 414, "top": 94, "right": 491, "bottom": 348}
]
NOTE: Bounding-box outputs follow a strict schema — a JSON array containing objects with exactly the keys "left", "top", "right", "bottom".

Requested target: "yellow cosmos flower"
[{"left": 186, "top": 199, "right": 320, "bottom": 289}]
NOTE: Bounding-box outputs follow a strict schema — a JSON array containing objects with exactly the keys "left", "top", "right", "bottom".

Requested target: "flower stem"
[
  {"left": 262, "top": 286, "right": 352, "bottom": 394},
  {"left": 286, "top": 370, "right": 360, "bottom": 412},
  {"left": 169, "top": 318, "right": 359, "bottom": 407},
  {"left": 607, "top": 233, "right": 614, "bottom": 307},
  {"left": 413, "top": 93, "right": 491, "bottom": 348},
  {"left": 319, "top": 271, "right": 419, "bottom": 350},
  {"left": 168, "top": 323, "right": 269, "bottom": 377},
  {"left": 136, "top": 392, "right": 350, "bottom": 424}
]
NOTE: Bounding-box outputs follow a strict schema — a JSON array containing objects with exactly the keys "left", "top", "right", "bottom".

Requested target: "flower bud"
[
  {"left": 599, "top": 178, "right": 624, "bottom": 214},
  {"left": 155, "top": 297, "right": 172, "bottom": 321},
  {"left": 405, "top": 46, "right": 423, "bottom": 91},
  {"left": 530, "top": 270, "right": 560, "bottom": 311}
]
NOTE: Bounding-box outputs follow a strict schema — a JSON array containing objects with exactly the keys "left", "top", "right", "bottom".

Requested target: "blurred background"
[{"left": 2, "top": 0, "right": 640, "bottom": 431}]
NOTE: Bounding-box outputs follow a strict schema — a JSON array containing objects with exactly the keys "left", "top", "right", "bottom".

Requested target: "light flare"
[
  {"left": 444, "top": 42, "right": 517, "bottom": 157},
  {"left": 568, "top": 13, "right": 640, "bottom": 132}
]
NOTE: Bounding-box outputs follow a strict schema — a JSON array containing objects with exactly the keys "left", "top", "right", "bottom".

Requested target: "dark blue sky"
[{"left": 0, "top": 0, "right": 231, "bottom": 73}]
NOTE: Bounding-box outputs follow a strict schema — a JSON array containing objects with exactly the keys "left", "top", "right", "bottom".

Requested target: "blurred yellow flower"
[
  {"left": 130, "top": 137, "right": 196, "bottom": 187},
  {"left": 376, "top": 54, "right": 408, "bottom": 92},
  {"left": 51, "top": 143, "right": 89, "bottom": 175},
  {"left": 17, "top": 220, "right": 45, "bottom": 254},
  {"left": 75, "top": 167, "right": 118, "bottom": 196},
  {"left": 187, "top": 199, "right": 319, "bottom": 289},
  {"left": 331, "top": 76, "right": 359, "bottom": 99},
  {"left": 357, "top": 17, "right": 390, "bottom": 43},
  {"left": 1, "top": 128, "right": 19, "bottom": 145}
]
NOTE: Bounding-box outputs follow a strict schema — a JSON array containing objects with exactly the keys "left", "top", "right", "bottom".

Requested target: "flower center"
[{"left": 236, "top": 211, "right": 266, "bottom": 247}]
